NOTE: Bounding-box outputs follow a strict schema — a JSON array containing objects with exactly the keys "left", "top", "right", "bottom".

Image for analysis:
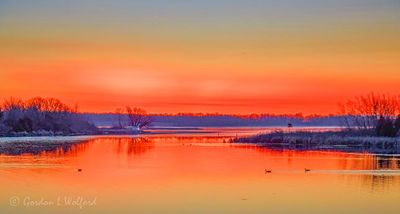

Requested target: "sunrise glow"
[{"left": 1, "top": 1, "right": 399, "bottom": 114}]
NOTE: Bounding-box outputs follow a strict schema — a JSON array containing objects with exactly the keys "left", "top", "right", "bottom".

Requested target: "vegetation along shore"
[{"left": 234, "top": 93, "right": 400, "bottom": 154}]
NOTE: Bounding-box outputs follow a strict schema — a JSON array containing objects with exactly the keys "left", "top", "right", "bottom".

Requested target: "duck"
[
  {"left": 304, "top": 168, "right": 311, "bottom": 172},
  {"left": 265, "top": 169, "right": 272, "bottom": 173}
]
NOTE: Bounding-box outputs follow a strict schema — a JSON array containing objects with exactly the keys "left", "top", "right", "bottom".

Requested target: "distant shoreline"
[
  {"left": 233, "top": 130, "right": 400, "bottom": 154},
  {"left": 0, "top": 126, "right": 342, "bottom": 138}
]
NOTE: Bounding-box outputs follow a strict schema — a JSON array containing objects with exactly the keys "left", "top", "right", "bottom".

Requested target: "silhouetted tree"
[
  {"left": 126, "top": 107, "right": 152, "bottom": 130},
  {"left": 340, "top": 93, "right": 400, "bottom": 133}
]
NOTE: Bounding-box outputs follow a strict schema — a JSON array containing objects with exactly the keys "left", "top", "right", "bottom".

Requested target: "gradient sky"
[{"left": 0, "top": 0, "right": 399, "bottom": 114}]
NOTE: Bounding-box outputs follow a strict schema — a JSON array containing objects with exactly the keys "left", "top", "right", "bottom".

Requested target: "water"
[{"left": 0, "top": 128, "right": 399, "bottom": 214}]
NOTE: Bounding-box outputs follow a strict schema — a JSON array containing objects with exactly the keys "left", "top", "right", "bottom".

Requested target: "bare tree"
[
  {"left": 339, "top": 93, "right": 400, "bottom": 130},
  {"left": 2, "top": 97, "right": 25, "bottom": 111},
  {"left": 125, "top": 107, "right": 152, "bottom": 130},
  {"left": 26, "top": 97, "right": 74, "bottom": 113}
]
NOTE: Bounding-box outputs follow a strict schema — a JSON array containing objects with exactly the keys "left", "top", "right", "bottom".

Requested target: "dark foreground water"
[{"left": 0, "top": 128, "right": 399, "bottom": 214}]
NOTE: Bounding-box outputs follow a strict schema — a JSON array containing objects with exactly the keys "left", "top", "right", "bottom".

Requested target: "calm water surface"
[{"left": 0, "top": 128, "right": 399, "bottom": 214}]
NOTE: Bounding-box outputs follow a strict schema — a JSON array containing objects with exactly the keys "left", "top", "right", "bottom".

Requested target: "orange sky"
[{"left": 0, "top": 1, "right": 399, "bottom": 114}]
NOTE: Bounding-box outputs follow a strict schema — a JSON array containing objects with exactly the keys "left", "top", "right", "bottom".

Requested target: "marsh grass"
[{"left": 233, "top": 130, "right": 400, "bottom": 154}]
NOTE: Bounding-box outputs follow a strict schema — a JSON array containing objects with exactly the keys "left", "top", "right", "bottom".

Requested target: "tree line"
[
  {"left": 1, "top": 93, "right": 399, "bottom": 137},
  {"left": 0, "top": 97, "right": 96, "bottom": 136}
]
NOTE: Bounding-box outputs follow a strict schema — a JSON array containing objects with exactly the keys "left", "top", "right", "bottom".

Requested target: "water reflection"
[
  {"left": 113, "top": 137, "right": 154, "bottom": 156},
  {"left": 261, "top": 141, "right": 400, "bottom": 154},
  {"left": 0, "top": 137, "right": 156, "bottom": 157},
  {"left": 1, "top": 135, "right": 400, "bottom": 214},
  {"left": 230, "top": 144, "right": 400, "bottom": 171},
  {"left": 0, "top": 139, "right": 89, "bottom": 156},
  {"left": 340, "top": 174, "right": 400, "bottom": 193},
  {"left": 1, "top": 136, "right": 400, "bottom": 171}
]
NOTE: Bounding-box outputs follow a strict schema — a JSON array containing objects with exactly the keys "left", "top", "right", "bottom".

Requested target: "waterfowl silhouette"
[
  {"left": 304, "top": 168, "right": 310, "bottom": 172},
  {"left": 265, "top": 169, "right": 272, "bottom": 173}
]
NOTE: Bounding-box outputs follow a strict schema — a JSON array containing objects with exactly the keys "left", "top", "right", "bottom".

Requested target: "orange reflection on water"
[{"left": 0, "top": 136, "right": 400, "bottom": 214}]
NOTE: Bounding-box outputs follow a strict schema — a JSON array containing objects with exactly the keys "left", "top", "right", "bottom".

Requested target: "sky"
[{"left": 0, "top": 0, "right": 399, "bottom": 114}]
